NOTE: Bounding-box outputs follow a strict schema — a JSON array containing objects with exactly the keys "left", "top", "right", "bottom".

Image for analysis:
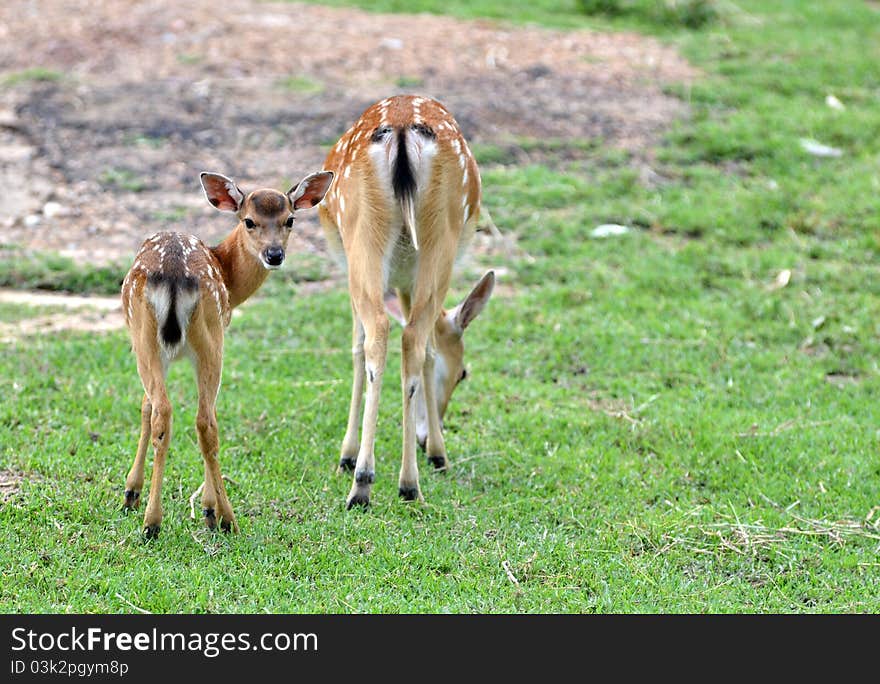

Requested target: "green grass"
[
  {"left": 0, "top": 249, "right": 125, "bottom": 296},
  {"left": 3, "top": 0, "right": 880, "bottom": 613},
  {"left": 276, "top": 75, "right": 325, "bottom": 95},
  {"left": 100, "top": 168, "right": 147, "bottom": 193},
  {"left": 1, "top": 68, "right": 63, "bottom": 87}
]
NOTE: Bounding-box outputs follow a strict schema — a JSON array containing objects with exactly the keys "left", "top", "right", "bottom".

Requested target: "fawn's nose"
[{"left": 264, "top": 247, "right": 285, "bottom": 267}]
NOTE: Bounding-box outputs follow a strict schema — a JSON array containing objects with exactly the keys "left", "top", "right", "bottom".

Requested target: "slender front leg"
[
  {"left": 339, "top": 317, "right": 365, "bottom": 472},
  {"left": 421, "top": 341, "right": 448, "bottom": 470},
  {"left": 399, "top": 314, "right": 434, "bottom": 501},
  {"left": 122, "top": 393, "right": 152, "bottom": 510},
  {"left": 346, "top": 290, "right": 389, "bottom": 509}
]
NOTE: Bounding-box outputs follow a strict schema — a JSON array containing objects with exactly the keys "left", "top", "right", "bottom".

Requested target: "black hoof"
[
  {"left": 121, "top": 489, "right": 140, "bottom": 510},
  {"left": 355, "top": 468, "right": 375, "bottom": 485},
  {"left": 427, "top": 455, "right": 448, "bottom": 470},
  {"left": 203, "top": 507, "right": 217, "bottom": 529},
  {"left": 220, "top": 518, "right": 233, "bottom": 533},
  {"left": 143, "top": 524, "right": 160, "bottom": 540},
  {"left": 346, "top": 491, "right": 371, "bottom": 510},
  {"left": 338, "top": 456, "right": 357, "bottom": 472},
  {"left": 398, "top": 485, "right": 420, "bottom": 501}
]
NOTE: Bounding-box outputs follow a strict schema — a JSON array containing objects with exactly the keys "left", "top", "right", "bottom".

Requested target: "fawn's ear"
[
  {"left": 200, "top": 172, "right": 245, "bottom": 212},
  {"left": 451, "top": 271, "right": 495, "bottom": 334},
  {"left": 289, "top": 171, "right": 334, "bottom": 210}
]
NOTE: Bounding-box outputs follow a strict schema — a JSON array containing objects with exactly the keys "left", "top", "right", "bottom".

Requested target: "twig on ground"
[
  {"left": 189, "top": 475, "right": 238, "bottom": 519},
  {"left": 189, "top": 482, "right": 205, "bottom": 520},
  {"left": 735, "top": 419, "right": 833, "bottom": 438},
  {"left": 501, "top": 560, "right": 520, "bottom": 588},
  {"left": 115, "top": 592, "right": 151, "bottom": 615}
]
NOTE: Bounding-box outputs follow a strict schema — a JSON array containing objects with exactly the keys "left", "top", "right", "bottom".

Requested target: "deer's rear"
[{"left": 318, "top": 95, "right": 494, "bottom": 509}]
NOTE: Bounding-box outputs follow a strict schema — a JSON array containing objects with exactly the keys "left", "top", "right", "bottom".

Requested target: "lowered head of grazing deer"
[{"left": 386, "top": 270, "right": 495, "bottom": 459}]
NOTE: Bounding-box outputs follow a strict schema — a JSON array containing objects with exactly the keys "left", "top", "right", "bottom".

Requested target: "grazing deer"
[
  {"left": 318, "top": 95, "right": 495, "bottom": 508},
  {"left": 120, "top": 170, "right": 333, "bottom": 538}
]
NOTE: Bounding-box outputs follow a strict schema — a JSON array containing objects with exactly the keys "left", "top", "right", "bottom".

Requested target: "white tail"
[{"left": 318, "top": 95, "right": 493, "bottom": 508}]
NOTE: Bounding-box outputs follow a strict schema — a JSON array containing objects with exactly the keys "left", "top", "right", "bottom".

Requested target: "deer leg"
[
  {"left": 399, "top": 300, "right": 438, "bottom": 501},
  {"left": 191, "top": 322, "right": 237, "bottom": 533},
  {"left": 412, "top": 235, "right": 455, "bottom": 475},
  {"left": 122, "top": 393, "right": 151, "bottom": 510},
  {"left": 397, "top": 290, "right": 444, "bottom": 466},
  {"left": 346, "top": 282, "right": 389, "bottom": 509},
  {"left": 137, "top": 351, "right": 172, "bottom": 540},
  {"left": 422, "top": 341, "right": 448, "bottom": 470},
  {"left": 338, "top": 316, "right": 365, "bottom": 473}
]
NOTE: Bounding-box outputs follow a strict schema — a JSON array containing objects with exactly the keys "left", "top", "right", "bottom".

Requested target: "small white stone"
[
  {"left": 800, "top": 138, "right": 843, "bottom": 158},
  {"left": 591, "top": 224, "right": 631, "bottom": 238},
  {"left": 42, "top": 201, "right": 67, "bottom": 218},
  {"left": 825, "top": 94, "right": 845, "bottom": 111}
]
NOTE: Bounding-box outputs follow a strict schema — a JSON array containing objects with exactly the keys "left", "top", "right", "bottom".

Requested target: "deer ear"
[
  {"left": 289, "top": 171, "right": 334, "bottom": 210},
  {"left": 200, "top": 172, "right": 244, "bottom": 212},
  {"left": 384, "top": 292, "right": 407, "bottom": 327},
  {"left": 452, "top": 271, "right": 495, "bottom": 334}
]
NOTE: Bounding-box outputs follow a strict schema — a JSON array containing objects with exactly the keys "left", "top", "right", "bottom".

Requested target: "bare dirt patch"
[
  {"left": 0, "top": 0, "right": 696, "bottom": 266},
  {"left": 0, "top": 288, "right": 123, "bottom": 342},
  {"left": 0, "top": 469, "right": 34, "bottom": 503}
]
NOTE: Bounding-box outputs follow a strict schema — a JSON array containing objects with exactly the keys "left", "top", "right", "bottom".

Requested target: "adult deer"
[
  {"left": 318, "top": 95, "right": 495, "bottom": 508},
  {"left": 120, "top": 170, "right": 333, "bottom": 538}
]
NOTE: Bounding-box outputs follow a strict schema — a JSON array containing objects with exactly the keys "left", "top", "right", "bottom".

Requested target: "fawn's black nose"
[{"left": 264, "top": 247, "right": 285, "bottom": 267}]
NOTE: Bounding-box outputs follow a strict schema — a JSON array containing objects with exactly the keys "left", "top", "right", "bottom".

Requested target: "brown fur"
[
  {"left": 317, "top": 95, "right": 487, "bottom": 508},
  {"left": 120, "top": 173, "right": 331, "bottom": 537}
]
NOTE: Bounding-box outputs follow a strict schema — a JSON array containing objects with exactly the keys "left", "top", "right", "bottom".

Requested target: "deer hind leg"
[
  {"left": 135, "top": 345, "right": 172, "bottom": 539},
  {"left": 346, "top": 279, "right": 390, "bottom": 509},
  {"left": 190, "top": 319, "right": 237, "bottom": 533},
  {"left": 399, "top": 260, "right": 454, "bottom": 500},
  {"left": 407, "top": 233, "right": 456, "bottom": 482},
  {"left": 338, "top": 316, "right": 365, "bottom": 473},
  {"left": 396, "top": 292, "right": 445, "bottom": 468},
  {"left": 122, "top": 393, "right": 151, "bottom": 510}
]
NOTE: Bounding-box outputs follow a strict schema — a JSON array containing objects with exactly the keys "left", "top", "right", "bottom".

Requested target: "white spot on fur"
[{"left": 343, "top": 165, "right": 351, "bottom": 178}]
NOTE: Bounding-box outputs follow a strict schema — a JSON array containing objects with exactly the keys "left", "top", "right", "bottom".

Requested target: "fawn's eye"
[
  {"left": 244, "top": 218, "right": 256, "bottom": 230},
  {"left": 285, "top": 216, "right": 294, "bottom": 228}
]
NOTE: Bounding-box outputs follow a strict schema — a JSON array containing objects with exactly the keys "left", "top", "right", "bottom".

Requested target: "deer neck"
[{"left": 211, "top": 229, "right": 270, "bottom": 309}]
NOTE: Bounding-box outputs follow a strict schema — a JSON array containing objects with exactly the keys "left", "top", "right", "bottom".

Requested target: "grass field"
[{"left": 2, "top": 0, "right": 880, "bottom": 612}]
